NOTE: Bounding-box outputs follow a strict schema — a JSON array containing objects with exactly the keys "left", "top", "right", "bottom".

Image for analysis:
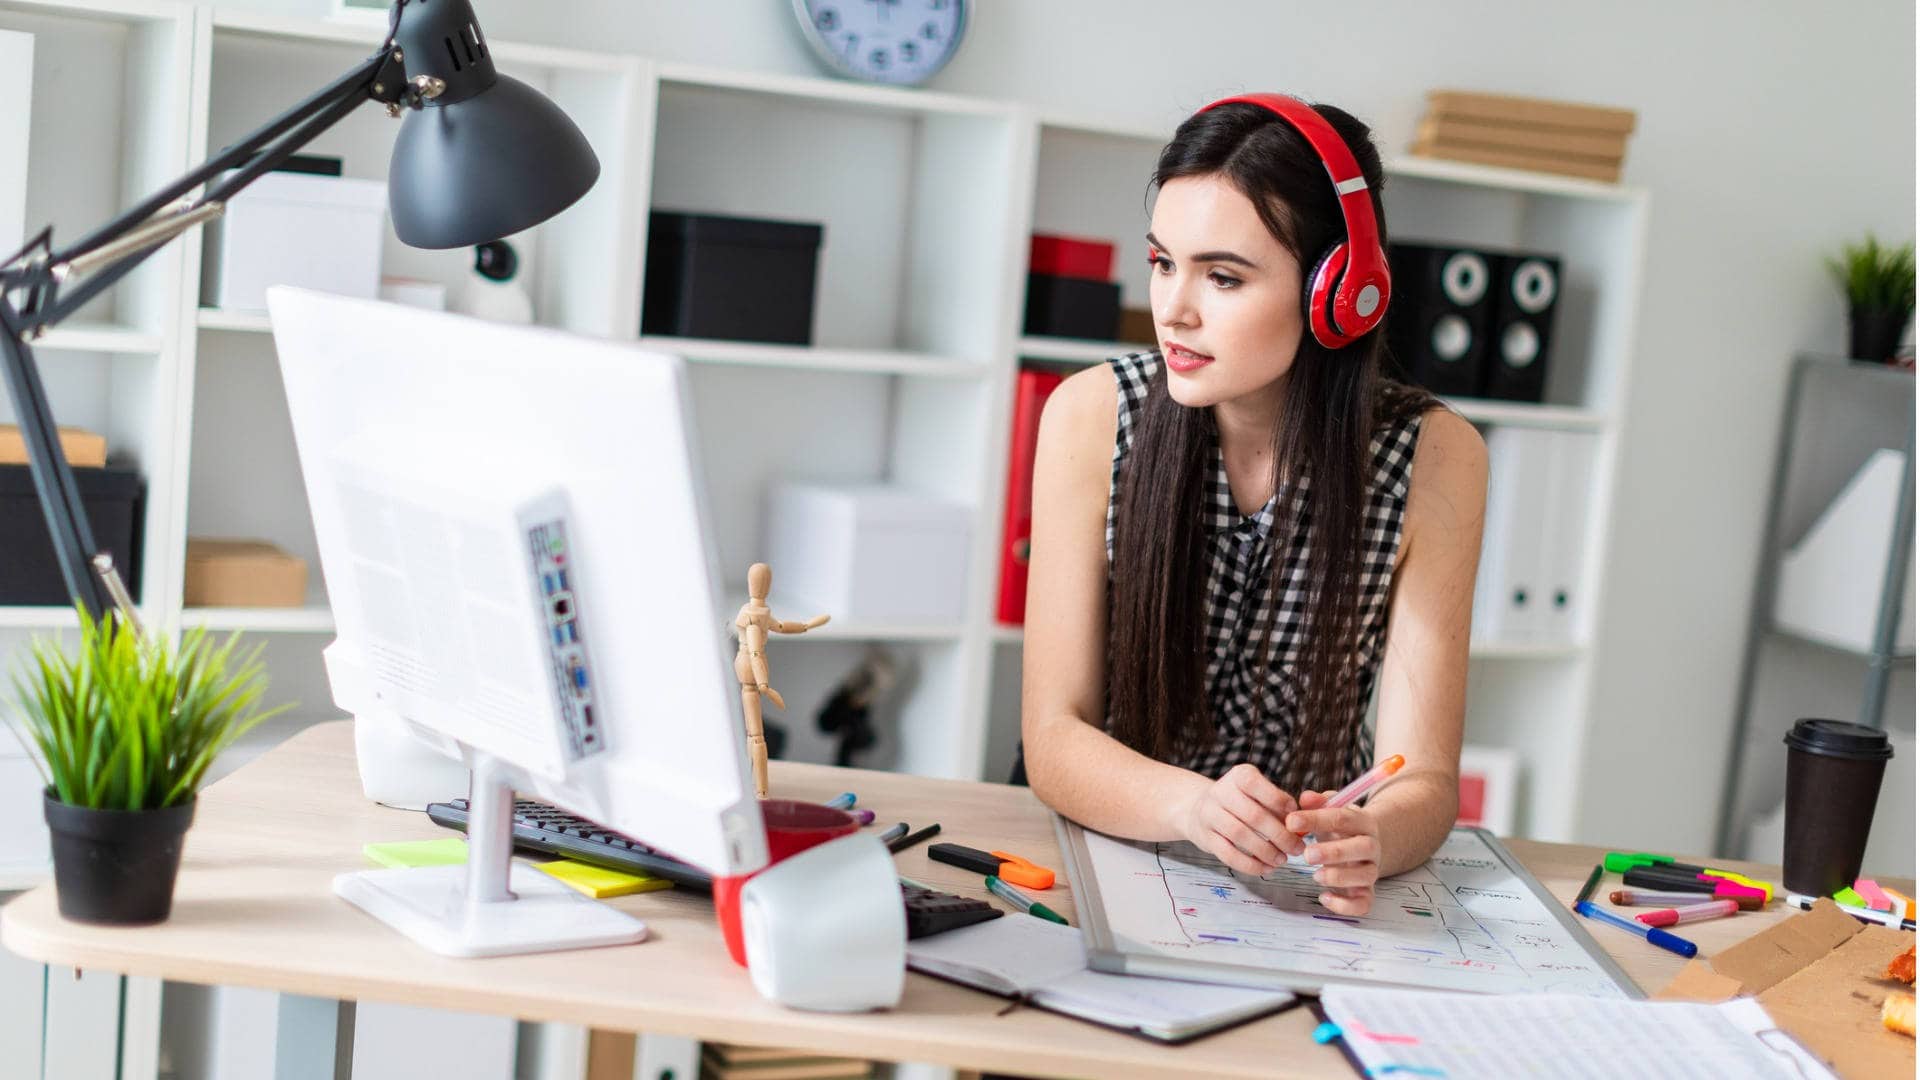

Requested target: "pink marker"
[
  {"left": 1854, "top": 878, "right": 1894, "bottom": 913},
  {"left": 1637, "top": 899, "right": 1739, "bottom": 928},
  {"left": 1326, "top": 755, "right": 1407, "bottom": 809}
]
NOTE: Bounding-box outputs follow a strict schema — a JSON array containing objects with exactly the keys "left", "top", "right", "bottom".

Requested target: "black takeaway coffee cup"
[{"left": 1782, "top": 718, "right": 1894, "bottom": 896}]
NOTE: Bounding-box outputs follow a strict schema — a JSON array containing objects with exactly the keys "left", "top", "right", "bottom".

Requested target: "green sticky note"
[
  {"left": 533, "top": 859, "right": 672, "bottom": 899},
  {"left": 364, "top": 838, "right": 469, "bottom": 869},
  {"left": 1835, "top": 886, "right": 1867, "bottom": 907}
]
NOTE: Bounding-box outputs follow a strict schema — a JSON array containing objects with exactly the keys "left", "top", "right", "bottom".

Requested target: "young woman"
[{"left": 1019, "top": 94, "right": 1487, "bottom": 916}]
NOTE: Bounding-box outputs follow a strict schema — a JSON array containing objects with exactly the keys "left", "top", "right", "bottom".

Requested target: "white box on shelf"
[
  {"left": 1773, "top": 447, "right": 1915, "bottom": 654},
  {"left": 764, "top": 484, "right": 971, "bottom": 624},
  {"left": 0, "top": 30, "right": 32, "bottom": 258},
  {"left": 0, "top": 722, "right": 49, "bottom": 880},
  {"left": 202, "top": 171, "right": 387, "bottom": 313}
]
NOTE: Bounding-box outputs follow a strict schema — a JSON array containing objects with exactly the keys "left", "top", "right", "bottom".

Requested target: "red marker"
[{"left": 1637, "top": 899, "right": 1739, "bottom": 928}]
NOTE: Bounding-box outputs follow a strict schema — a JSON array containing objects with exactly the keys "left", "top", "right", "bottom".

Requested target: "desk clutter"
[{"left": 1410, "top": 88, "right": 1638, "bottom": 183}]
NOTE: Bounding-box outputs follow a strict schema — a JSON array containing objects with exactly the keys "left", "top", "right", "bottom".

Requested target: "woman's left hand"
[{"left": 1286, "top": 793, "right": 1382, "bottom": 916}]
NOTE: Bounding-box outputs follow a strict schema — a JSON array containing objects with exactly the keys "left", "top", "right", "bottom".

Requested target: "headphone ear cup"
[{"left": 1303, "top": 241, "right": 1347, "bottom": 347}]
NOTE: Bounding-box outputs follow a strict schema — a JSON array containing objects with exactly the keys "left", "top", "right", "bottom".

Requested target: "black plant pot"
[
  {"left": 1848, "top": 307, "right": 1911, "bottom": 365},
  {"left": 43, "top": 791, "right": 196, "bottom": 925}
]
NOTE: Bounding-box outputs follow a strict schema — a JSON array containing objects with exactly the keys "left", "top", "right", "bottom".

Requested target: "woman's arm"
[
  {"left": 1020, "top": 366, "right": 1302, "bottom": 875},
  {"left": 1286, "top": 407, "right": 1487, "bottom": 908}
]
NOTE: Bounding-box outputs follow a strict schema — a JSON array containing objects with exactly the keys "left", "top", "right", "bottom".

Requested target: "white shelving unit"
[{"left": 1, "top": 6, "right": 1647, "bottom": 842}]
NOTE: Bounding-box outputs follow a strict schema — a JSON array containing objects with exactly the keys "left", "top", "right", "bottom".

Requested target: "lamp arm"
[{"left": 0, "top": 24, "right": 414, "bottom": 620}]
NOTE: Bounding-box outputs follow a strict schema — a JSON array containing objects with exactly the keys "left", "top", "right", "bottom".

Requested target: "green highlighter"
[{"left": 986, "top": 874, "right": 1068, "bottom": 925}]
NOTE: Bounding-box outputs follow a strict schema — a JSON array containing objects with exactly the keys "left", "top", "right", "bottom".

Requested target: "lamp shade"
[{"left": 386, "top": 0, "right": 599, "bottom": 249}]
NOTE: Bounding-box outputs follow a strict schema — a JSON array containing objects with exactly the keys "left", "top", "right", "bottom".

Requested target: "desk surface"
[{"left": 0, "top": 722, "right": 1890, "bottom": 1079}]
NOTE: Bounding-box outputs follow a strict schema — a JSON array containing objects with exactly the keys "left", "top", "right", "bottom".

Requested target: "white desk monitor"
[{"left": 269, "top": 287, "right": 769, "bottom": 957}]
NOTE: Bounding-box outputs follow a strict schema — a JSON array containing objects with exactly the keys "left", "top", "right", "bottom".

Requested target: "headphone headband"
[{"left": 1195, "top": 93, "right": 1390, "bottom": 348}]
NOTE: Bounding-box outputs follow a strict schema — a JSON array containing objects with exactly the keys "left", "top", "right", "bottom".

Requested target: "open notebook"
[
  {"left": 1319, "top": 986, "right": 1839, "bottom": 1079},
  {"left": 906, "top": 913, "right": 1295, "bottom": 1043}
]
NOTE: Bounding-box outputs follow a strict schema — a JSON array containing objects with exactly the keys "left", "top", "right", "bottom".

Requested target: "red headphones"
[{"left": 1196, "top": 93, "right": 1390, "bottom": 349}]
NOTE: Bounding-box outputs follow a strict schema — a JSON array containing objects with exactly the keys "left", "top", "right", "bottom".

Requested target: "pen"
[
  {"left": 1575, "top": 900, "right": 1697, "bottom": 958},
  {"left": 1611, "top": 887, "right": 1762, "bottom": 911},
  {"left": 986, "top": 874, "right": 1068, "bottom": 925},
  {"left": 877, "top": 822, "right": 909, "bottom": 845},
  {"left": 1575, "top": 864, "right": 1604, "bottom": 905},
  {"left": 1785, "top": 892, "right": 1919, "bottom": 931},
  {"left": 888, "top": 822, "right": 941, "bottom": 854},
  {"left": 826, "top": 792, "right": 857, "bottom": 811},
  {"left": 1636, "top": 899, "right": 1739, "bottom": 928}
]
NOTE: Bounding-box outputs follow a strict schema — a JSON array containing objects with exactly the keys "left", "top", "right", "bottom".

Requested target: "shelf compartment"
[
  {"left": 181, "top": 605, "right": 335, "bottom": 634},
  {"left": 33, "top": 322, "right": 166, "bottom": 355}
]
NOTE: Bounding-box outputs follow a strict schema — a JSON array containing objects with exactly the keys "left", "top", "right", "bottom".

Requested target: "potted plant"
[
  {"left": 11, "top": 608, "right": 286, "bottom": 925},
  {"left": 1826, "top": 234, "right": 1916, "bottom": 364}
]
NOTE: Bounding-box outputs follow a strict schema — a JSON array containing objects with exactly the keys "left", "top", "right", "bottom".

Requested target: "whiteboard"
[{"left": 1058, "top": 820, "right": 1639, "bottom": 998}]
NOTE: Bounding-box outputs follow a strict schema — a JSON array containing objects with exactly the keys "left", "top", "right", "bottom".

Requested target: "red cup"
[{"left": 714, "top": 798, "right": 860, "bottom": 966}]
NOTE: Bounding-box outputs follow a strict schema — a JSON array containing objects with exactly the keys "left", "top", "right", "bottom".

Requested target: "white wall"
[{"left": 216, "top": 0, "right": 1917, "bottom": 856}]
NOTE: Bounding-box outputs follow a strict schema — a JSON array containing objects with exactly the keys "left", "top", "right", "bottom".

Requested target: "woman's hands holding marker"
[
  {"left": 1179, "top": 763, "right": 1304, "bottom": 875},
  {"left": 1289, "top": 792, "right": 1383, "bottom": 916}
]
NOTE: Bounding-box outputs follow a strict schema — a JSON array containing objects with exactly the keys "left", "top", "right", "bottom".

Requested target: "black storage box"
[
  {"left": 1024, "top": 273, "right": 1122, "bottom": 340},
  {"left": 642, "top": 211, "right": 825, "bottom": 345},
  {"left": 0, "top": 464, "right": 144, "bottom": 605}
]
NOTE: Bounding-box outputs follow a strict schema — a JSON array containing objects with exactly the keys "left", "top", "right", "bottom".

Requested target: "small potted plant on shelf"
[
  {"left": 1826, "top": 234, "right": 1916, "bottom": 365},
  {"left": 10, "top": 608, "right": 286, "bottom": 925}
]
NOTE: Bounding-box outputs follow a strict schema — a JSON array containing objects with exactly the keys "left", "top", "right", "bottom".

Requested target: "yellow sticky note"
[
  {"left": 533, "top": 858, "right": 673, "bottom": 899},
  {"left": 364, "top": 838, "right": 469, "bottom": 869}
]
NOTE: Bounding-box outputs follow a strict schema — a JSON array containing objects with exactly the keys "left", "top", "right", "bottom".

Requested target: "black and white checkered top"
[{"left": 1104, "top": 350, "right": 1424, "bottom": 790}]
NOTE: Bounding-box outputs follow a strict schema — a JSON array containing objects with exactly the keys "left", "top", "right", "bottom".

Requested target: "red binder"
[{"left": 997, "top": 368, "right": 1066, "bottom": 624}]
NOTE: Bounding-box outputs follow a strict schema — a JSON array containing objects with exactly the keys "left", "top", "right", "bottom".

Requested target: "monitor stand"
[{"left": 333, "top": 753, "right": 648, "bottom": 957}]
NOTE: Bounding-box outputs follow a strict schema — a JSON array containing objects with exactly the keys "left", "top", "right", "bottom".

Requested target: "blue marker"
[
  {"left": 1312, "top": 1021, "right": 1342, "bottom": 1044},
  {"left": 827, "top": 792, "right": 856, "bottom": 811},
  {"left": 1575, "top": 900, "right": 1696, "bottom": 958}
]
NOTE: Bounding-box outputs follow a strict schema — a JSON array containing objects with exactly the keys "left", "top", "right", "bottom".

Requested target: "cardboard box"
[
  {"left": 0, "top": 424, "right": 106, "bottom": 468},
  {"left": 1659, "top": 898, "right": 1915, "bottom": 1078},
  {"left": 184, "top": 539, "right": 308, "bottom": 608}
]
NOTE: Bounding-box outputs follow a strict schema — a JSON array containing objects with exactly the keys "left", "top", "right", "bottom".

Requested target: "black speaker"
[
  {"left": 1483, "top": 252, "right": 1561, "bottom": 402},
  {"left": 1384, "top": 242, "right": 1492, "bottom": 396}
]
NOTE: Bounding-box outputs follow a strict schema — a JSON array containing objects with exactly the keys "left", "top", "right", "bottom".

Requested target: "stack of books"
[
  {"left": 700, "top": 1043, "right": 873, "bottom": 1080},
  {"left": 1411, "top": 90, "right": 1637, "bottom": 182}
]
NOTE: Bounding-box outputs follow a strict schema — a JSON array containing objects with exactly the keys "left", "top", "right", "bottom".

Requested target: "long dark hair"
[{"left": 1106, "top": 100, "right": 1433, "bottom": 793}]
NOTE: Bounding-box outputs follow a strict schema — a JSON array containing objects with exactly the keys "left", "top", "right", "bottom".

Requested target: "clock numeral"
[
  {"left": 931, "top": 0, "right": 949, "bottom": 8},
  {"left": 841, "top": 32, "right": 861, "bottom": 57},
  {"left": 899, "top": 39, "right": 919, "bottom": 64},
  {"left": 813, "top": 7, "right": 839, "bottom": 31},
  {"left": 869, "top": 47, "right": 890, "bottom": 71},
  {"left": 921, "top": 21, "right": 941, "bottom": 40}
]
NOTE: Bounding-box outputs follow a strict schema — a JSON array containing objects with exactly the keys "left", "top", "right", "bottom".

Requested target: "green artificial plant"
[
  {"left": 11, "top": 607, "right": 289, "bottom": 811},
  {"left": 1826, "top": 234, "right": 1917, "bottom": 316}
]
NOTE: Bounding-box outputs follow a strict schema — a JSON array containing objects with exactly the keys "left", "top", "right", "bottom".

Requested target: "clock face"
[{"left": 793, "top": 0, "right": 968, "bottom": 86}]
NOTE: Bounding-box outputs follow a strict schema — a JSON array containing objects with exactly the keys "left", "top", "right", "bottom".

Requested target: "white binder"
[
  {"left": 1473, "top": 427, "right": 1552, "bottom": 643},
  {"left": 1538, "top": 431, "right": 1598, "bottom": 644}
]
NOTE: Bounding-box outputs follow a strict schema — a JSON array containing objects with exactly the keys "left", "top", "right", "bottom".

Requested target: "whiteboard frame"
[{"left": 1056, "top": 817, "right": 1642, "bottom": 999}]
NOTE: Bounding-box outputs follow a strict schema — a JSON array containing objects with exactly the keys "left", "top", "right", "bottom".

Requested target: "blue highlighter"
[{"left": 1575, "top": 900, "right": 1696, "bottom": 958}]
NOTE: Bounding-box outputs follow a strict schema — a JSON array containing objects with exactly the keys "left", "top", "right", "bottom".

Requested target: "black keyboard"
[{"left": 425, "top": 798, "right": 1004, "bottom": 939}]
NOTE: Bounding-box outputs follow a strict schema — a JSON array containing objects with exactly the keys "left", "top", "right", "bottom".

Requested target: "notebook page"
[
  {"left": 906, "top": 914, "right": 1089, "bottom": 992},
  {"left": 1036, "top": 968, "right": 1293, "bottom": 1032},
  {"left": 1320, "top": 987, "right": 1838, "bottom": 1079}
]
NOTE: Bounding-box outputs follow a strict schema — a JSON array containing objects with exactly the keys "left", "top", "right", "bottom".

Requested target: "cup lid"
[{"left": 1784, "top": 718, "right": 1894, "bottom": 761}]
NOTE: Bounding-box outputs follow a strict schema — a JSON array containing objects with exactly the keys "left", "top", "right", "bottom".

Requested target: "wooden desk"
[{"left": 0, "top": 722, "right": 1888, "bottom": 1079}]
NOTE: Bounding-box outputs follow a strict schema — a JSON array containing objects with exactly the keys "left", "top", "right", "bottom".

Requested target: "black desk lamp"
[{"left": 0, "top": 0, "right": 599, "bottom": 618}]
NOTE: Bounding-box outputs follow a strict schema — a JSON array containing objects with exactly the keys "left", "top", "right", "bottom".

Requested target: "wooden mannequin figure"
[{"left": 734, "top": 562, "right": 830, "bottom": 798}]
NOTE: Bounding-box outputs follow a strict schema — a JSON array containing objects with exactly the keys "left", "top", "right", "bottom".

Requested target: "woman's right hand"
[{"left": 1178, "top": 763, "right": 1304, "bottom": 875}]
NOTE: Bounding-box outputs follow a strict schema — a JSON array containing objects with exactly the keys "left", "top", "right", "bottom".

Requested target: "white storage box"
[
  {"left": 765, "top": 484, "right": 971, "bottom": 624},
  {"left": 202, "top": 170, "right": 387, "bottom": 312},
  {"left": 1773, "top": 448, "right": 1915, "bottom": 654},
  {"left": 0, "top": 724, "right": 49, "bottom": 881}
]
